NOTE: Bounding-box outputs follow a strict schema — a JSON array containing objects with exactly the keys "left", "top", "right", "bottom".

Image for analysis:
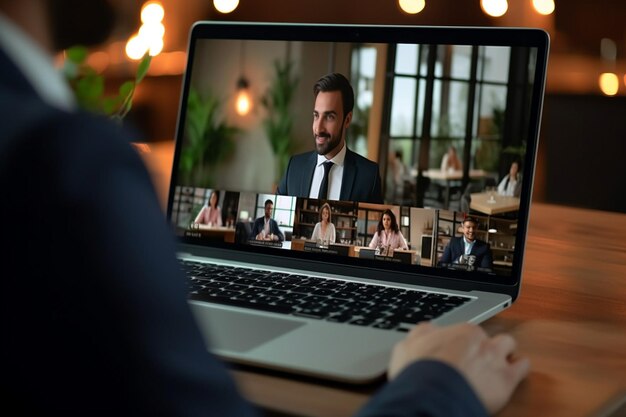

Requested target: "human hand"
[{"left": 388, "top": 322, "right": 530, "bottom": 415}]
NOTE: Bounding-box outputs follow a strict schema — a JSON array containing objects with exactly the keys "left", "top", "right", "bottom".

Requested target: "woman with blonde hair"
[{"left": 310, "top": 203, "right": 336, "bottom": 243}]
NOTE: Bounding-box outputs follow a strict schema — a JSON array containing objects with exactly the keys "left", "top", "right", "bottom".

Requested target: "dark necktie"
[{"left": 317, "top": 161, "right": 334, "bottom": 200}]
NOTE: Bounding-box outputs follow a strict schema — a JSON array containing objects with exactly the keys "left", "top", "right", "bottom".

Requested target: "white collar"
[
  {"left": 0, "top": 12, "right": 75, "bottom": 111},
  {"left": 316, "top": 141, "right": 347, "bottom": 167}
]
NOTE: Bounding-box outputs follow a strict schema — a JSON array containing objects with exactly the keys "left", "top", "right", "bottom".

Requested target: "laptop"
[{"left": 167, "top": 22, "right": 549, "bottom": 384}]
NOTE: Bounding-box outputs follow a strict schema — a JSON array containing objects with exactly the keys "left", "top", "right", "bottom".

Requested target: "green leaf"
[
  {"left": 102, "top": 96, "right": 122, "bottom": 115},
  {"left": 119, "top": 81, "right": 135, "bottom": 98},
  {"left": 76, "top": 74, "right": 104, "bottom": 105},
  {"left": 66, "top": 46, "right": 88, "bottom": 64},
  {"left": 136, "top": 54, "right": 152, "bottom": 84}
]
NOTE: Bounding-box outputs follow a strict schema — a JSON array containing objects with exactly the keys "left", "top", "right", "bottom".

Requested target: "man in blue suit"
[
  {"left": 250, "top": 199, "right": 284, "bottom": 241},
  {"left": 277, "top": 73, "right": 383, "bottom": 203},
  {"left": 1, "top": 1, "right": 527, "bottom": 415},
  {"left": 440, "top": 216, "right": 494, "bottom": 271}
]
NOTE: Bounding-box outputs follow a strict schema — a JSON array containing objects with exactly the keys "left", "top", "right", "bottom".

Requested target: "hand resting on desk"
[{"left": 388, "top": 322, "right": 530, "bottom": 415}]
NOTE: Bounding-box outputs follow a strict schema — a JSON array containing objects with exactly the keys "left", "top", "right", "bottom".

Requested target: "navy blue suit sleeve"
[
  {"left": 355, "top": 360, "right": 488, "bottom": 417},
  {"left": 4, "top": 109, "right": 260, "bottom": 417}
]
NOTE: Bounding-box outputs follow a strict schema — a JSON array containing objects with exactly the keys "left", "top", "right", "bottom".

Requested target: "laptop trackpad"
[{"left": 190, "top": 304, "right": 305, "bottom": 352}]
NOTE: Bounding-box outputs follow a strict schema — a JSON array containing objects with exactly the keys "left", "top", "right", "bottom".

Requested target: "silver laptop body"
[{"left": 167, "top": 22, "right": 549, "bottom": 384}]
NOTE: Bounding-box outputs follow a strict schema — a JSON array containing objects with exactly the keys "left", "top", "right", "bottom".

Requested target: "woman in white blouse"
[
  {"left": 369, "top": 209, "right": 408, "bottom": 252},
  {"left": 310, "top": 203, "right": 336, "bottom": 244},
  {"left": 497, "top": 161, "right": 522, "bottom": 197}
]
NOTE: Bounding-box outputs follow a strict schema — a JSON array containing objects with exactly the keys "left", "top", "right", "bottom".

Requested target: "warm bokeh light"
[
  {"left": 147, "top": 51, "right": 187, "bottom": 76},
  {"left": 599, "top": 73, "right": 619, "bottom": 96},
  {"left": 148, "top": 38, "right": 164, "bottom": 56},
  {"left": 623, "top": 74, "right": 626, "bottom": 88},
  {"left": 532, "top": 0, "right": 555, "bottom": 15},
  {"left": 86, "top": 51, "right": 110, "bottom": 73},
  {"left": 398, "top": 0, "right": 426, "bottom": 14},
  {"left": 126, "top": 35, "right": 149, "bottom": 60},
  {"left": 139, "top": 22, "right": 165, "bottom": 40},
  {"left": 235, "top": 88, "right": 252, "bottom": 115},
  {"left": 481, "top": 0, "right": 508, "bottom": 17},
  {"left": 141, "top": 2, "right": 164, "bottom": 24},
  {"left": 128, "top": 1, "right": 166, "bottom": 60},
  {"left": 214, "top": 0, "right": 239, "bottom": 14}
]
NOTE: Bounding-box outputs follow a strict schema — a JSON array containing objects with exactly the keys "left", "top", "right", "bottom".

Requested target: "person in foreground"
[{"left": 1, "top": 1, "right": 528, "bottom": 415}]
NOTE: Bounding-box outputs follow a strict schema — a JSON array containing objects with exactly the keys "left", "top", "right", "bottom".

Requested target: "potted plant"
[
  {"left": 261, "top": 59, "right": 299, "bottom": 185},
  {"left": 178, "top": 87, "right": 238, "bottom": 188},
  {"left": 63, "top": 46, "right": 151, "bottom": 123}
]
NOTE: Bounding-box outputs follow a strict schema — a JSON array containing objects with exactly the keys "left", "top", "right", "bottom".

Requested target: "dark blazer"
[
  {"left": 250, "top": 217, "right": 284, "bottom": 241},
  {"left": 277, "top": 148, "right": 383, "bottom": 203},
  {"left": 440, "top": 236, "right": 494, "bottom": 270},
  {"left": 2, "top": 47, "right": 486, "bottom": 417}
]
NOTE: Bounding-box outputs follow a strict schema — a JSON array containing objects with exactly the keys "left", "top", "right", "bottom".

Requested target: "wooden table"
[
  {"left": 139, "top": 142, "right": 626, "bottom": 417},
  {"left": 470, "top": 191, "right": 521, "bottom": 215},
  {"left": 424, "top": 169, "right": 488, "bottom": 209}
]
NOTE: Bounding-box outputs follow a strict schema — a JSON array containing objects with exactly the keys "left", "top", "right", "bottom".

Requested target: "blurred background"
[{"left": 82, "top": 0, "right": 626, "bottom": 213}]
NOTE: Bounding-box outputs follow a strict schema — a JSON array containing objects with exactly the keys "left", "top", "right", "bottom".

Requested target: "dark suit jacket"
[
  {"left": 1, "top": 47, "right": 486, "bottom": 417},
  {"left": 250, "top": 217, "right": 284, "bottom": 241},
  {"left": 277, "top": 149, "right": 383, "bottom": 203},
  {"left": 440, "top": 236, "right": 494, "bottom": 269}
]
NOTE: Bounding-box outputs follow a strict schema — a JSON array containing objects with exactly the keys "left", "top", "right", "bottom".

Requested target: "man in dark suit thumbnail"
[
  {"left": 277, "top": 73, "right": 383, "bottom": 203},
  {"left": 250, "top": 199, "right": 284, "bottom": 241},
  {"left": 440, "top": 216, "right": 493, "bottom": 271}
]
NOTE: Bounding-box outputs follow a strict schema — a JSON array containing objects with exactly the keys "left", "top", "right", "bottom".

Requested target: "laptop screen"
[{"left": 167, "top": 23, "right": 548, "bottom": 287}]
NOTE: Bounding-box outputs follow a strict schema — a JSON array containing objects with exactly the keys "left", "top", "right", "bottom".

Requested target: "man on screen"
[
  {"left": 277, "top": 73, "right": 383, "bottom": 203},
  {"left": 440, "top": 216, "right": 493, "bottom": 271},
  {"left": 250, "top": 199, "right": 284, "bottom": 241}
]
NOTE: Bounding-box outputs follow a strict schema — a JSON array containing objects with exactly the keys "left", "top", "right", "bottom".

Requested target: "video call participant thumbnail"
[
  {"left": 310, "top": 202, "right": 336, "bottom": 243},
  {"left": 368, "top": 209, "right": 409, "bottom": 254},
  {"left": 277, "top": 73, "right": 383, "bottom": 204},
  {"left": 250, "top": 199, "right": 284, "bottom": 242},
  {"left": 439, "top": 216, "right": 493, "bottom": 271}
]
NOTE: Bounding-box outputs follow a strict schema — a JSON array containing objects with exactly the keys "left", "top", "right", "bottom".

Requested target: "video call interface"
[{"left": 171, "top": 37, "right": 540, "bottom": 279}]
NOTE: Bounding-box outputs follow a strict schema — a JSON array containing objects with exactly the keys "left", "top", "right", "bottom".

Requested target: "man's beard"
[
  {"left": 47, "top": 0, "right": 116, "bottom": 51},
  {"left": 314, "top": 119, "right": 344, "bottom": 156}
]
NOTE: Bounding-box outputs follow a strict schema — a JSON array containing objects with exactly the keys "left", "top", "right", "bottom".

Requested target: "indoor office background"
[{"left": 92, "top": 0, "right": 626, "bottom": 213}]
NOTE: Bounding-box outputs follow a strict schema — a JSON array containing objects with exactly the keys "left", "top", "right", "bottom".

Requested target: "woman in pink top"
[
  {"left": 193, "top": 190, "right": 222, "bottom": 227},
  {"left": 368, "top": 209, "right": 408, "bottom": 252}
]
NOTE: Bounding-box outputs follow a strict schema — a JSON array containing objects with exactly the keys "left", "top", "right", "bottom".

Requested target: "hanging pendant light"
[{"left": 235, "top": 40, "right": 252, "bottom": 116}]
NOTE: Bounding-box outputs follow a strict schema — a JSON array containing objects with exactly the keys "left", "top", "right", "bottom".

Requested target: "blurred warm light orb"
[
  {"left": 141, "top": 2, "right": 165, "bottom": 24},
  {"left": 139, "top": 22, "right": 165, "bottom": 40},
  {"left": 126, "top": 35, "right": 149, "bottom": 60},
  {"left": 214, "top": 0, "right": 239, "bottom": 14},
  {"left": 481, "top": 0, "right": 508, "bottom": 17},
  {"left": 128, "top": 1, "right": 166, "bottom": 60},
  {"left": 599, "top": 73, "right": 619, "bottom": 96},
  {"left": 398, "top": 0, "right": 425, "bottom": 14},
  {"left": 149, "top": 38, "right": 164, "bottom": 56},
  {"left": 235, "top": 89, "right": 252, "bottom": 115},
  {"left": 532, "top": 0, "right": 555, "bottom": 16}
]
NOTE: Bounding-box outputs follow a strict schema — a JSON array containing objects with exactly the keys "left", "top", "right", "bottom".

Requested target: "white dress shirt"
[
  {"left": 308, "top": 142, "right": 347, "bottom": 200},
  {"left": 0, "top": 12, "right": 75, "bottom": 111}
]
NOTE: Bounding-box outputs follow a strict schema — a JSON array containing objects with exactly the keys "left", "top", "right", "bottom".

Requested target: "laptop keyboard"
[{"left": 180, "top": 260, "right": 471, "bottom": 331}]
